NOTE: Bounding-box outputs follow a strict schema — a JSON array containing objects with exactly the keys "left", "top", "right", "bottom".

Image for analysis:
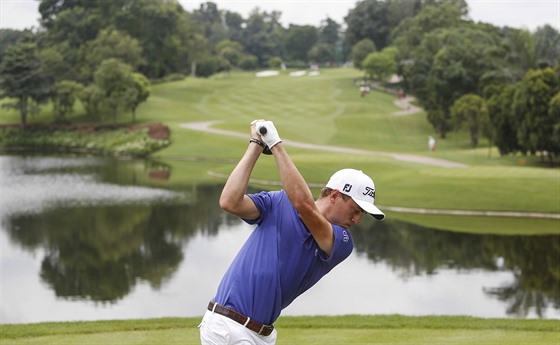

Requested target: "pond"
[{"left": 1, "top": 155, "right": 558, "bottom": 324}]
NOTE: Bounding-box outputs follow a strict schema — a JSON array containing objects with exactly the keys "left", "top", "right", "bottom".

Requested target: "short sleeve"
[
  {"left": 322, "top": 225, "right": 354, "bottom": 265},
  {"left": 243, "top": 191, "right": 274, "bottom": 225}
]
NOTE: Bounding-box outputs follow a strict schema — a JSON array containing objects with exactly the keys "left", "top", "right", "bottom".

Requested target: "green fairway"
[
  {"left": 1, "top": 315, "right": 558, "bottom": 345},
  {"left": 142, "top": 69, "right": 559, "bottom": 233}
]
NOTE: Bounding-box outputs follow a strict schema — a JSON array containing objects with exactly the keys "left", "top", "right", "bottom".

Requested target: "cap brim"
[{"left": 354, "top": 198, "right": 385, "bottom": 220}]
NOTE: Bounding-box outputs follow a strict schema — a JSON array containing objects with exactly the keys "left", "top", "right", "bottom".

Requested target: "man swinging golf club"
[{"left": 199, "top": 120, "right": 384, "bottom": 345}]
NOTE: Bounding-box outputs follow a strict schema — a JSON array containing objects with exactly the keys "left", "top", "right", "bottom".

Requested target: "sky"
[{"left": 0, "top": 0, "right": 559, "bottom": 32}]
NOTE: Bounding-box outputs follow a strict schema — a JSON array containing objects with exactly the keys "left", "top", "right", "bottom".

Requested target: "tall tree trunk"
[
  {"left": 191, "top": 61, "right": 197, "bottom": 78},
  {"left": 20, "top": 96, "right": 28, "bottom": 131},
  {"left": 470, "top": 128, "right": 479, "bottom": 147}
]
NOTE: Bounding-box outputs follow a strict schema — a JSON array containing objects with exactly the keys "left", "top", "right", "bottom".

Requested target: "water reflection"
[
  {"left": 1, "top": 155, "right": 225, "bottom": 303},
  {"left": 1, "top": 156, "right": 183, "bottom": 217},
  {"left": 351, "top": 221, "right": 560, "bottom": 318},
  {"left": 1, "top": 155, "right": 558, "bottom": 321},
  {"left": 4, "top": 183, "right": 229, "bottom": 303}
]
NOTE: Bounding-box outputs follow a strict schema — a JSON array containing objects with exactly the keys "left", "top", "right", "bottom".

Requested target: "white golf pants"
[{"left": 199, "top": 310, "right": 277, "bottom": 345}]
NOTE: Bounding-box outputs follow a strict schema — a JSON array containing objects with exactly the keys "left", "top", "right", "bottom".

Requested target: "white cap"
[{"left": 326, "top": 169, "right": 385, "bottom": 220}]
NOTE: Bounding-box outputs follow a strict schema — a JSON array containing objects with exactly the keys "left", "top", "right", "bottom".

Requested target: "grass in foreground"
[{"left": 1, "top": 315, "right": 558, "bottom": 345}]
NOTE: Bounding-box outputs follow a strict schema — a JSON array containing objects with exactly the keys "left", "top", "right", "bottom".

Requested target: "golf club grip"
[{"left": 259, "top": 126, "right": 267, "bottom": 135}]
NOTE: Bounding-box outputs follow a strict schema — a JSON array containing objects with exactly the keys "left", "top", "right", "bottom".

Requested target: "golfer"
[{"left": 199, "top": 120, "right": 385, "bottom": 345}]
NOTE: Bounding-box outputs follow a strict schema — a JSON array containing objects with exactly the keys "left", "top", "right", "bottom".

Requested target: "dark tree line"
[
  {"left": 386, "top": 2, "right": 559, "bottom": 162},
  {"left": 349, "top": 0, "right": 559, "bottom": 162}
]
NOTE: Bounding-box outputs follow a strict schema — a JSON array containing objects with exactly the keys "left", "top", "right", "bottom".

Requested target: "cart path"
[
  {"left": 393, "top": 96, "right": 422, "bottom": 115},
  {"left": 180, "top": 121, "right": 466, "bottom": 168}
]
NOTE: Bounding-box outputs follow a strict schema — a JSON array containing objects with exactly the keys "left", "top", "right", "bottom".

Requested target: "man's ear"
[{"left": 330, "top": 189, "right": 341, "bottom": 203}]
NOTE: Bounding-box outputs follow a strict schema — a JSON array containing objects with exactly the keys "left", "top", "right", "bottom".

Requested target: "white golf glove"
[{"left": 255, "top": 120, "right": 282, "bottom": 149}]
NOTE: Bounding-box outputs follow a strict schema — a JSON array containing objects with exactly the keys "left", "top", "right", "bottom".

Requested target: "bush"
[
  {"left": 196, "top": 57, "right": 221, "bottom": 78},
  {"left": 239, "top": 55, "right": 258, "bottom": 70},
  {"left": 268, "top": 56, "right": 283, "bottom": 68},
  {"left": 284, "top": 59, "right": 308, "bottom": 69},
  {"left": 0, "top": 124, "right": 171, "bottom": 157}
]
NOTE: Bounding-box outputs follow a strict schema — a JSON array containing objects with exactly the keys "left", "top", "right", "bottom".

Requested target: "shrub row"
[{"left": 0, "top": 126, "right": 170, "bottom": 157}]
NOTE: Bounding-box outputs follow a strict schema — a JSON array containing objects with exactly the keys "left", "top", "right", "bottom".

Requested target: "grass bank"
[{"left": 1, "top": 315, "right": 558, "bottom": 344}]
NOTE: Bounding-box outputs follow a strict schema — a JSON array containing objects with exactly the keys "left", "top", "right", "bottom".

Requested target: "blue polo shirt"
[{"left": 213, "top": 190, "right": 354, "bottom": 325}]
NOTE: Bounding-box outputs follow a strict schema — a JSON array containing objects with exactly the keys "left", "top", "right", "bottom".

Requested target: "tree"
[
  {"left": 344, "top": 0, "right": 454, "bottom": 56},
  {"left": 194, "top": 55, "right": 224, "bottom": 78},
  {"left": 549, "top": 92, "right": 560, "bottom": 159},
  {"left": 223, "top": 11, "right": 244, "bottom": 42},
  {"left": 187, "top": 33, "right": 209, "bottom": 77},
  {"left": 391, "top": 1, "right": 464, "bottom": 59},
  {"left": 128, "top": 73, "right": 151, "bottom": 123},
  {"left": 350, "top": 38, "right": 376, "bottom": 70},
  {"left": 114, "top": 0, "right": 195, "bottom": 78},
  {"left": 239, "top": 55, "right": 258, "bottom": 70},
  {"left": 363, "top": 46, "right": 398, "bottom": 82},
  {"left": 483, "top": 84, "right": 519, "bottom": 156},
  {"left": 43, "top": 6, "right": 103, "bottom": 50},
  {"left": 0, "top": 28, "right": 28, "bottom": 63},
  {"left": 190, "top": 1, "right": 228, "bottom": 49},
  {"left": 0, "top": 42, "right": 51, "bottom": 130},
  {"left": 216, "top": 39, "right": 244, "bottom": 67},
  {"left": 308, "top": 43, "right": 335, "bottom": 65},
  {"left": 38, "top": 0, "right": 122, "bottom": 29},
  {"left": 451, "top": 94, "right": 490, "bottom": 147},
  {"left": 38, "top": 0, "right": 199, "bottom": 79},
  {"left": 52, "top": 80, "right": 84, "bottom": 121},
  {"left": 240, "top": 8, "right": 284, "bottom": 67},
  {"left": 93, "top": 58, "right": 136, "bottom": 124},
  {"left": 386, "top": 0, "right": 422, "bottom": 29},
  {"left": 344, "top": 0, "right": 390, "bottom": 53},
  {"left": 318, "top": 18, "right": 340, "bottom": 46},
  {"left": 37, "top": 47, "right": 68, "bottom": 82},
  {"left": 313, "top": 17, "right": 340, "bottom": 65},
  {"left": 502, "top": 28, "right": 537, "bottom": 80},
  {"left": 79, "top": 84, "right": 104, "bottom": 119},
  {"left": 284, "top": 25, "right": 318, "bottom": 62},
  {"left": 513, "top": 67, "right": 560, "bottom": 161},
  {"left": 78, "top": 28, "right": 145, "bottom": 82},
  {"left": 534, "top": 25, "right": 560, "bottom": 68},
  {"left": 407, "top": 25, "right": 505, "bottom": 137},
  {"left": 268, "top": 56, "right": 283, "bottom": 68}
]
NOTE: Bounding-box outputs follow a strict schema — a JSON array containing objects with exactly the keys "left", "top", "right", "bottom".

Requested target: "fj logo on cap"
[
  {"left": 343, "top": 184, "right": 352, "bottom": 193},
  {"left": 363, "top": 186, "right": 375, "bottom": 198}
]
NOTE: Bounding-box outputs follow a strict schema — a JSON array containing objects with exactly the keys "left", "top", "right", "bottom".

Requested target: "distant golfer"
[
  {"left": 428, "top": 136, "right": 436, "bottom": 152},
  {"left": 199, "top": 120, "right": 385, "bottom": 345},
  {"left": 360, "top": 84, "right": 370, "bottom": 97}
]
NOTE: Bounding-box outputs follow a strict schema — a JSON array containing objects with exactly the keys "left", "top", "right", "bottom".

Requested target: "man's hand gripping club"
[{"left": 252, "top": 120, "right": 282, "bottom": 153}]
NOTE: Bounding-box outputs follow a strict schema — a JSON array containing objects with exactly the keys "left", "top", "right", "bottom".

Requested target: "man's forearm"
[
  {"left": 271, "top": 143, "right": 315, "bottom": 210},
  {"left": 219, "top": 142, "right": 262, "bottom": 215},
  {"left": 271, "top": 143, "right": 334, "bottom": 254}
]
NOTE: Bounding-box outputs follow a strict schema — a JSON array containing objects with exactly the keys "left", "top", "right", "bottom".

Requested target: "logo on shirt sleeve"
[{"left": 342, "top": 230, "right": 349, "bottom": 243}]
